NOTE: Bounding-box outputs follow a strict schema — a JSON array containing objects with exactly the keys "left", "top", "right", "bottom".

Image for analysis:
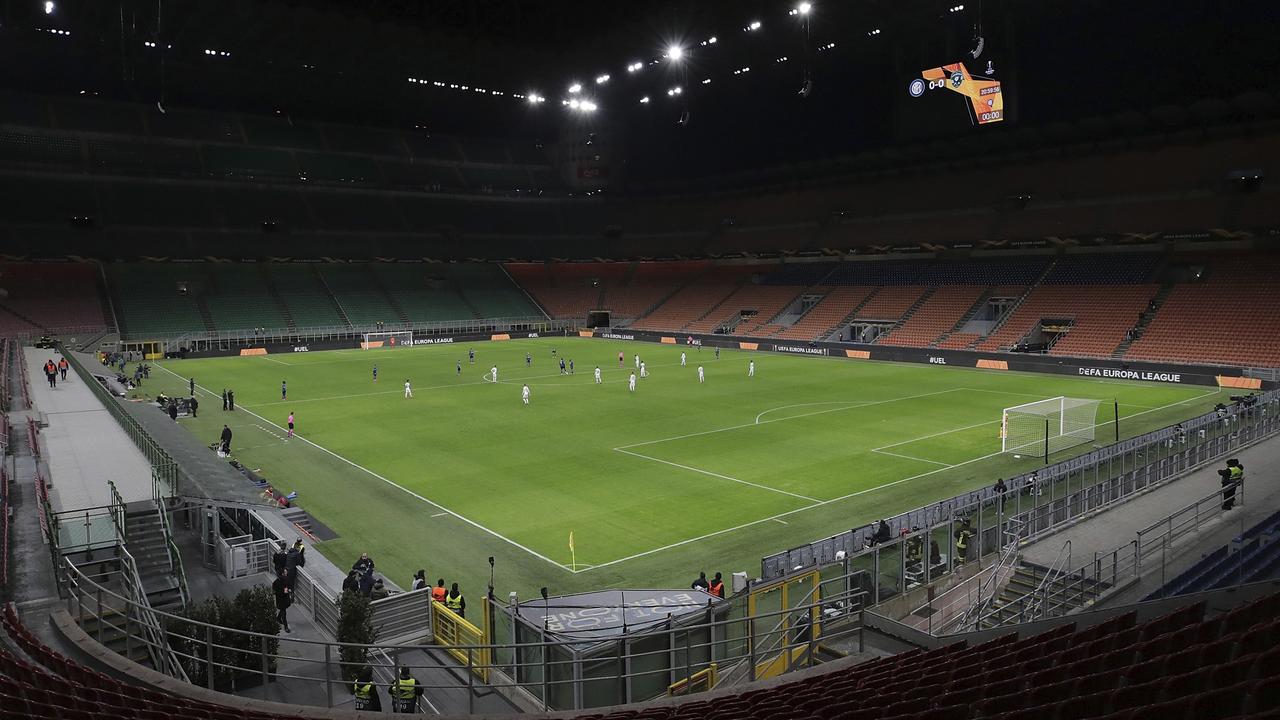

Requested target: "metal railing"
[
  {"left": 763, "top": 391, "right": 1279, "bottom": 582},
  {"left": 967, "top": 480, "right": 1245, "bottom": 631},
  {"left": 55, "top": 556, "right": 875, "bottom": 713},
  {"left": 954, "top": 518, "right": 1025, "bottom": 630}
]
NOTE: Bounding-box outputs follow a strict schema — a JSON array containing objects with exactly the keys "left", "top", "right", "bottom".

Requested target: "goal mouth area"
[
  {"left": 361, "top": 331, "right": 414, "bottom": 350},
  {"left": 1001, "top": 396, "right": 1105, "bottom": 458}
]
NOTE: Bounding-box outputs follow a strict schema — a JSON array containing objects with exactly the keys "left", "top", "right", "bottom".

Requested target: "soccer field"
[{"left": 149, "top": 338, "right": 1224, "bottom": 599}]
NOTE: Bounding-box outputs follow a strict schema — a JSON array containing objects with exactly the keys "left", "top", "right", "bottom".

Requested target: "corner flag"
[{"left": 568, "top": 531, "right": 576, "bottom": 571}]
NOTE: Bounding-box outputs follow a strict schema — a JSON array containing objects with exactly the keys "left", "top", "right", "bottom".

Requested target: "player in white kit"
[
  {"left": 634, "top": 354, "right": 640, "bottom": 370},
  {"left": 490, "top": 365, "right": 499, "bottom": 383},
  {"left": 521, "top": 384, "right": 530, "bottom": 405},
  {"left": 748, "top": 360, "right": 755, "bottom": 377},
  {"left": 698, "top": 365, "right": 705, "bottom": 383},
  {"left": 640, "top": 361, "right": 647, "bottom": 378},
  {"left": 594, "top": 366, "right": 602, "bottom": 384},
  {"left": 628, "top": 372, "right": 637, "bottom": 392},
  {"left": 680, "top": 351, "right": 686, "bottom": 366},
  {"left": 404, "top": 380, "right": 413, "bottom": 398}
]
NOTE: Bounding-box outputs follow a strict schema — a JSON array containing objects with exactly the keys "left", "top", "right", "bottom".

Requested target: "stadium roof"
[{"left": 515, "top": 588, "right": 726, "bottom": 648}]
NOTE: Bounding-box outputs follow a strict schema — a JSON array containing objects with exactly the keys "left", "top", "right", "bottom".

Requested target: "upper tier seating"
[
  {"left": 605, "top": 262, "right": 709, "bottom": 319},
  {"left": 262, "top": 265, "right": 345, "bottom": 328},
  {"left": 5, "top": 587, "right": 1280, "bottom": 720},
  {"left": 878, "top": 285, "right": 987, "bottom": 348},
  {"left": 976, "top": 285, "right": 1159, "bottom": 357},
  {"left": 0, "top": 263, "right": 108, "bottom": 334},
  {"left": 1126, "top": 255, "right": 1280, "bottom": 368},
  {"left": 203, "top": 264, "right": 288, "bottom": 332}
]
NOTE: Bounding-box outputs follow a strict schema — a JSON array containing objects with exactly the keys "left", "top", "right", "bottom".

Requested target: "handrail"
[
  {"left": 954, "top": 517, "right": 1023, "bottom": 631},
  {"left": 106, "top": 547, "right": 190, "bottom": 682},
  {"left": 153, "top": 499, "right": 190, "bottom": 609},
  {"left": 56, "top": 554, "right": 875, "bottom": 711}
]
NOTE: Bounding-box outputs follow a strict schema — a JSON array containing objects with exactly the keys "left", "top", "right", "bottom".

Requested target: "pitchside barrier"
[{"left": 760, "top": 391, "right": 1279, "bottom": 590}]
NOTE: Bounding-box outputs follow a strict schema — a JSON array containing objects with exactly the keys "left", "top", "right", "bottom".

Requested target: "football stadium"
[{"left": 1, "top": 1, "right": 1279, "bottom": 719}]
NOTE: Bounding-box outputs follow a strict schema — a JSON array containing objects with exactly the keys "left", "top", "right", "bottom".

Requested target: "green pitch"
[{"left": 149, "top": 338, "right": 1224, "bottom": 601}]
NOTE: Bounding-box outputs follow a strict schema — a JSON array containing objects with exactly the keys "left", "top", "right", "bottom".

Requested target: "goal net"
[
  {"left": 1000, "top": 396, "right": 1103, "bottom": 457},
  {"left": 361, "top": 331, "right": 413, "bottom": 350}
]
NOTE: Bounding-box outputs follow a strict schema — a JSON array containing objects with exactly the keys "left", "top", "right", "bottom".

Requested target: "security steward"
[
  {"left": 391, "top": 666, "right": 423, "bottom": 713},
  {"left": 445, "top": 582, "right": 466, "bottom": 618},
  {"left": 955, "top": 523, "right": 974, "bottom": 564},
  {"left": 708, "top": 572, "right": 725, "bottom": 599},
  {"left": 352, "top": 666, "right": 381, "bottom": 712},
  {"left": 431, "top": 578, "right": 448, "bottom": 603}
]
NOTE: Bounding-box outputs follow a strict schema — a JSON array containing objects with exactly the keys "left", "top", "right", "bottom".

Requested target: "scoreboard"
[{"left": 907, "top": 60, "right": 1004, "bottom": 126}]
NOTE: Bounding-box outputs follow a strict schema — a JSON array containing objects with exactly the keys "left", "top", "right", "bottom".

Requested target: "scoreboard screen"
[{"left": 907, "top": 60, "right": 1004, "bottom": 126}]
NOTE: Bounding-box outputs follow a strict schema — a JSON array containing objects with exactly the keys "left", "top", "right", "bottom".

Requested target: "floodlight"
[
  {"left": 568, "top": 83, "right": 582, "bottom": 94},
  {"left": 798, "top": 2, "right": 812, "bottom": 14},
  {"left": 568, "top": 98, "right": 581, "bottom": 109},
  {"left": 747, "top": 20, "right": 762, "bottom": 31},
  {"left": 667, "top": 45, "right": 683, "bottom": 61},
  {"left": 708, "top": 36, "right": 717, "bottom": 44},
  {"left": 44, "top": 1, "right": 54, "bottom": 14},
  {"left": 595, "top": 74, "right": 610, "bottom": 84},
  {"left": 639, "top": 96, "right": 650, "bottom": 104}
]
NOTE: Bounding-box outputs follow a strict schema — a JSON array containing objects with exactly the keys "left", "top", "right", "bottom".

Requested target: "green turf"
[{"left": 147, "top": 338, "right": 1225, "bottom": 602}]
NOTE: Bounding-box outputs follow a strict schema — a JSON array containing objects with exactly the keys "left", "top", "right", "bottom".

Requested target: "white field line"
[
  {"left": 256, "top": 355, "right": 291, "bottom": 366},
  {"left": 874, "top": 418, "right": 1001, "bottom": 452},
  {"left": 577, "top": 387, "right": 1223, "bottom": 573},
  {"left": 613, "top": 448, "right": 820, "bottom": 502},
  {"left": 618, "top": 388, "right": 964, "bottom": 452},
  {"left": 153, "top": 363, "right": 576, "bottom": 573},
  {"left": 871, "top": 449, "right": 954, "bottom": 467},
  {"left": 755, "top": 401, "right": 862, "bottom": 424}
]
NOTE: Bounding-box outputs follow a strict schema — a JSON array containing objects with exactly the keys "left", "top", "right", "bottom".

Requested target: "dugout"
[{"left": 488, "top": 588, "right": 730, "bottom": 710}]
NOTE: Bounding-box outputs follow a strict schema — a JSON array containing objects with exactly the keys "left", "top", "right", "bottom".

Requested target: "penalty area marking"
[
  {"left": 152, "top": 363, "right": 577, "bottom": 574},
  {"left": 580, "top": 387, "right": 1224, "bottom": 574}
]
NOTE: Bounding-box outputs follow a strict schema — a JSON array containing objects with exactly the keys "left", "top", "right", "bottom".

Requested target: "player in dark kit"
[
  {"left": 469, "top": 348, "right": 475, "bottom": 364},
  {"left": 526, "top": 352, "right": 532, "bottom": 367},
  {"left": 281, "top": 380, "right": 287, "bottom": 400},
  {"left": 456, "top": 360, "right": 462, "bottom": 375}
]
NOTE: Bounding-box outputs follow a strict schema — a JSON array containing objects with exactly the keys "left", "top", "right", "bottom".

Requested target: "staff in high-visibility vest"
[
  {"left": 445, "top": 582, "right": 466, "bottom": 618},
  {"left": 352, "top": 666, "right": 381, "bottom": 712},
  {"left": 708, "top": 572, "right": 725, "bottom": 599},
  {"left": 955, "top": 523, "right": 974, "bottom": 565},
  {"left": 391, "top": 666, "right": 422, "bottom": 713},
  {"left": 431, "top": 578, "right": 447, "bottom": 603}
]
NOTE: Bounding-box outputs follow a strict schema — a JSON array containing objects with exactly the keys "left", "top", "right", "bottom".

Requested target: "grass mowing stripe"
[
  {"left": 153, "top": 362, "right": 577, "bottom": 574},
  {"left": 576, "top": 385, "right": 1223, "bottom": 573},
  {"left": 612, "top": 448, "right": 822, "bottom": 502}
]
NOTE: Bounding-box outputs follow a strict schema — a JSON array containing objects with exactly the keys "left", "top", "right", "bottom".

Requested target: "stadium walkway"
[
  {"left": 24, "top": 346, "right": 154, "bottom": 510},
  {"left": 1020, "top": 434, "right": 1280, "bottom": 599}
]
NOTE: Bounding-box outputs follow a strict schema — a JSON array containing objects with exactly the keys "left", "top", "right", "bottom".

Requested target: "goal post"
[
  {"left": 1000, "top": 396, "right": 1105, "bottom": 460},
  {"left": 361, "top": 330, "right": 414, "bottom": 350}
]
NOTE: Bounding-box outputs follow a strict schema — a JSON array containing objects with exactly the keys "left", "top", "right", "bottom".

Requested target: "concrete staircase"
[
  {"left": 365, "top": 266, "right": 412, "bottom": 325},
  {"left": 1113, "top": 281, "right": 1176, "bottom": 358},
  {"left": 123, "top": 502, "right": 186, "bottom": 612},
  {"left": 979, "top": 561, "right": 1111, "bottom": 628},
  {"left": 194, "top": 298, "right": 217, "bottom": 333},
  {"left": 72, "top": 556, "right": 155, "bottom": 667},
  {"left": 312, "top": 265, "right": 353, "bottom": 328},
  {"left": 964, "top": 262, "right": 1057, "bottom": 350}
]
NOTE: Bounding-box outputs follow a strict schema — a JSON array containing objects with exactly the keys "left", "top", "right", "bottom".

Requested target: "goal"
[
  {"left": 361, "top": 330, "right": 414, "bottom": 350},
  {"left": 1000, "top": 396, "right": 1104, "bottom": 459}
]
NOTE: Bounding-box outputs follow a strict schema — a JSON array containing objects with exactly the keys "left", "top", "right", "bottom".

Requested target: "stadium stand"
[
  {"left": 606, "top": 261, "right": 709, "bottom": 320},
  {"left": 1147, "top": 511, "right": 1280, "bottom": 600},
  {"left": 203, "top": 264, "right": 289, "bottom": 332},
  {"left": 369, "top": 264, "right": 476, "bottom": 322},
  {"left": 685, "top": 285, "right": 805, "bottom": 335},
  {"left": 262, "top": 265, "right": 345, "bottom": 329},
  {"left": 629, "top": 266, "right": 768, "bottom": 332},
  {"left": 975, "top": 284, "right": 1159, "bottom": 357},
  {"left": 316, "top": 264, "right": 401, "bottom": 326},
  {"left": 773, "top": 287, "right": 878, "bottom": 342},
  {"left": 105, "top": 264, "right": 210, "bottom": 337},
  {"left": 448, "top": 264, "right": 543, "bottom": 318},
  {"left": 1126, "top": 255, "right": 1280, "bottom": 367},
  {"left": 878, "top": 285, "right": 987, "bottom": 348},
  {"left": 854, "top": 286, "right": 929, "bottom": 323},
  {"left": 4, "top": 590, "right": 1280, "bottom": 720}
]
